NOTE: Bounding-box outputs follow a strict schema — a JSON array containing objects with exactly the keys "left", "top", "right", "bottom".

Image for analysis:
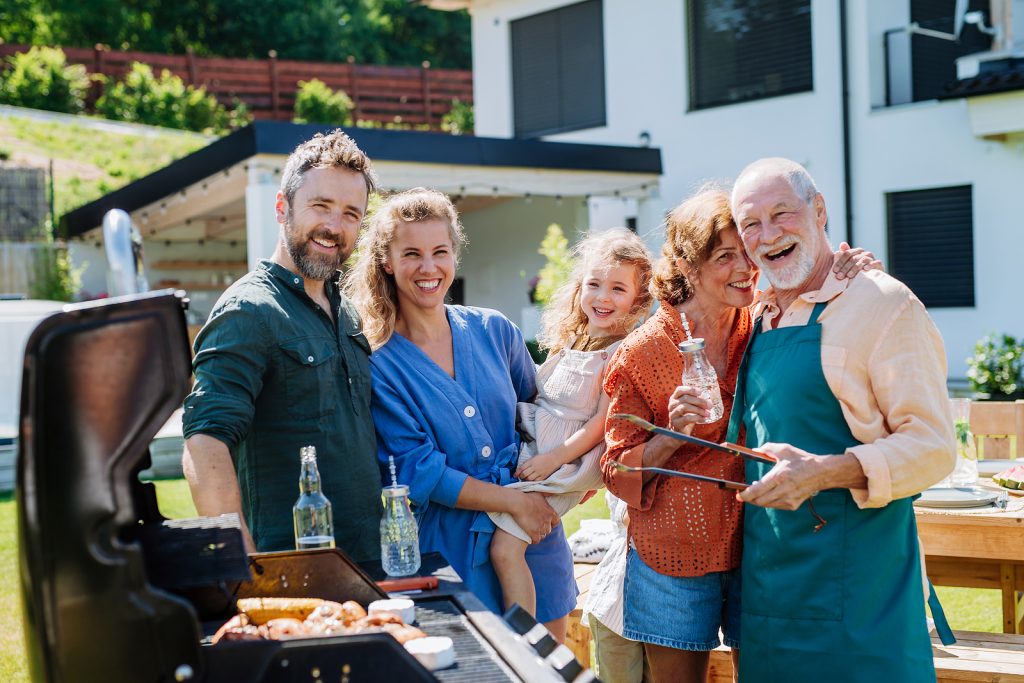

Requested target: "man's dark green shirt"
[{"left": 182, "top": 260, "right": 381, "bottom": 559}]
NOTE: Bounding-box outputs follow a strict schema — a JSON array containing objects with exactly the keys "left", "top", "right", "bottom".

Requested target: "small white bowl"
[
  {"left": 404, "top": 636, "right": 455, "bottom": 670},
  {"left": 368, "top": 598, "right": 416, "bottom": 624}
]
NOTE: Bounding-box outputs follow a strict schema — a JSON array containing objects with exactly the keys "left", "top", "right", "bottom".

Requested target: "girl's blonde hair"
[
  {"left": 343, "top": 187, "right": 466, "bottom": 349},
  {"left": 537, "top": 227, "right": 653, "bottom": 353},
  {"left": 650, "top": 184, "right": 734, "bottom": 306}
]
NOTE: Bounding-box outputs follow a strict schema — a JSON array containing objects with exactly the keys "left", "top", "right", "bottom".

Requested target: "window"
[
  {"left": 887, "top": 185, "right": 974, "bottom": 308},
  {"left": 511, "top": 0, "right": 606, "bottom": 138},
  {"left": 687, "top": 0, "right": 813, "bottom": 110}
]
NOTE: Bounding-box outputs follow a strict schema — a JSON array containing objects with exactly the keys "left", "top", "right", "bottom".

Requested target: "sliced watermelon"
[{"left": 993, "top": 464, "right": 1024, "bottom": 489}]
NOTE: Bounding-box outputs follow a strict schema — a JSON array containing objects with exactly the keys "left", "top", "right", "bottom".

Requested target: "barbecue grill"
[{"left": 17, "top": 290, "right": 596, "bottom": 683}]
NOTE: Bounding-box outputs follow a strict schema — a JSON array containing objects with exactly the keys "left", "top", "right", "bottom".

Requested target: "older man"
[
  {"left": 725, "top": 158, "right": 955, "bottom": 682},
  {"left": 182, "top": 130, "right": 381, "bottom": 558}
]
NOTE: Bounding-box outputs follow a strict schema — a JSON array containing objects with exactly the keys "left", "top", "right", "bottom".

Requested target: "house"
[
  {"left": 425, "top": 0, "right": 1024, "bottom": 381},
  {"left": 60, "top": 121, "right": 662, "bottom": 339}
]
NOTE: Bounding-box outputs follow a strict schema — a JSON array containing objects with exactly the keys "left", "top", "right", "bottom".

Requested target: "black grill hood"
[{"left": 17, "top": 290, "right": 199, "bottom": 682}]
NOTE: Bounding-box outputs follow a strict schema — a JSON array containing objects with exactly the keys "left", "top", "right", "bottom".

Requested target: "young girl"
[{"left": 488, "top": 227, "right": 653, "bottom": 617}]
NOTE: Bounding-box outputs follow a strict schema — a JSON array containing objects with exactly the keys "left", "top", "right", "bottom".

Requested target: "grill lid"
[{"left": 17, "top": 290, "right": 201, "bottom": 682}]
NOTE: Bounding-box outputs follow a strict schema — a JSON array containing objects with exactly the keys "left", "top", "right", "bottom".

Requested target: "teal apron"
[{"left": 725, "top": 301, "right": 944, "bottom": 682}]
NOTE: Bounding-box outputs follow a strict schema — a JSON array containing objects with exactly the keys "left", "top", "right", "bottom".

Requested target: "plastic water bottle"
[
  {"left": 293, "top": 446, "right": 335, "bottom": 550},
  {"left": 679, "top": 338, "right": 724, "bottom": 423},
  {"left": 381, "top": 484, "right": 421, "bottom": 577}
]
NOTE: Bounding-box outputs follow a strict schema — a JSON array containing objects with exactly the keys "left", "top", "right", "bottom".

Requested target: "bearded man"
[
  {"left": 182, "top": 130, "right": 382, "bottom": 557},
  {"left": 726, "top": 158, "right": 956, "bottom": 682}
]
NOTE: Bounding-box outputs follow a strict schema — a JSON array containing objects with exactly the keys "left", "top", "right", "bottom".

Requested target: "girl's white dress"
[{"left": 488, "top": 339, "right": 619, "bottom": 543}]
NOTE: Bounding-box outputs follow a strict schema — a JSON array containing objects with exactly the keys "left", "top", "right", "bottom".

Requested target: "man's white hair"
[{"left": 732, "top": 157, "right": 818, "bottom": 205}]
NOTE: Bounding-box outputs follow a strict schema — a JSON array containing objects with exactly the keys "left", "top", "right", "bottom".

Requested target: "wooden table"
[{"left": 917, "top": 484, "right": 1024, "bottom": 634}]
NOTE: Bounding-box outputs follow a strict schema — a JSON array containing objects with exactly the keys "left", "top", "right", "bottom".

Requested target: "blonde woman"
[
  {"left": 344, "top": 188, "right": 576, "bottom": 639},
  {"left": 488, "top": 228, "right": 653, "bottom": 618}
]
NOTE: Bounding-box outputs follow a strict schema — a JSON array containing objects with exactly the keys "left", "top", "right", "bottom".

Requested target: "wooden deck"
[{"left": 706, "top": 631, "right": 1024, "bottom": 682}]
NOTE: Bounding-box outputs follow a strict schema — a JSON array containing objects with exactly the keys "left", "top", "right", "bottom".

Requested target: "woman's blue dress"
[{"left": 369, "top": 306, "right": 577, "bottom": 622}]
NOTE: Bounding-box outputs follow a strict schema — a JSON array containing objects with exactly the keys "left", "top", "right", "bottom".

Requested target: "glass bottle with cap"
[
  {"left": 381, "top": 484, "right": 421, "bottom": 576},
  {"left": 679, "top": 338, "right": 724, "bottom": 423},
  {"left": 293, "top": 445, "right": 335, "bottom": 549}
]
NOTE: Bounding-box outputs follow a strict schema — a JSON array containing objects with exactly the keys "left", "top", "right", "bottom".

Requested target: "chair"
[{"left": 971, "top": 400, "right": 1024, "bottom": 460}]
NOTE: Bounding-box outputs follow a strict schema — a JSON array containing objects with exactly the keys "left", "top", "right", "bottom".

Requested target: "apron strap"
[
  {"left": 927, "top": 580, "right": 957, "bottom": 645},
  {"left": 725, "top": 314, "right": 761, "bottom": 443},
  {"left": 809, "top": 300, "right": 829, "bottom": 323}
]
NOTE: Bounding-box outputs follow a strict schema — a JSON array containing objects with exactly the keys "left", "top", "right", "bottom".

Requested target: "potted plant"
[{"left": 966, "top": 333, "right": 1024, "bottom": 400}]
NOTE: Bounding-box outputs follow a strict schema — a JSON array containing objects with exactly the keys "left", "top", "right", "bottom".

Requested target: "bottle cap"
[
  {"left": 678, "top": 338, "right": 706, "bottom": 353},
  {"left": 383, "top": 484, "right": 410, "bottom": 498}
]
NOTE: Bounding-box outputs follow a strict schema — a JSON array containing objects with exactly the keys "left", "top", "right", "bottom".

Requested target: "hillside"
[{"left": 0, "top": 109, "right": 208, "bottom": 223}]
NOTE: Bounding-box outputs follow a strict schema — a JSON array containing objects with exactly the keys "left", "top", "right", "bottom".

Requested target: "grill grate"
[{"left": 414, "top": 597, "right": 520, "bottom": 683}]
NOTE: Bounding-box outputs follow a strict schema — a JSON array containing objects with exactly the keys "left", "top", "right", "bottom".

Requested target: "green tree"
[
  {"left": 293, "top": 79, "right": 354, "bottom": 126},
  {"left": 5, "top": 0, "right": 471, "bottom": 69},
  {"left": 95, "top": 62, "right": 241, "bottom": 133},
  {"left": 0, "top": 46, "right": 89, "bottom": 113},
  {"left": 534, "top": 224, "right": 573, "bottom": 308}
]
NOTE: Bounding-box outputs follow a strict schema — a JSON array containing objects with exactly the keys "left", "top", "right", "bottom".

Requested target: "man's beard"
[
  {"left": 284, "top": 218, "right": 347, "bottom": 281},
  {"left": 753, "top": 234, "right": 818, "bottom": 291}
]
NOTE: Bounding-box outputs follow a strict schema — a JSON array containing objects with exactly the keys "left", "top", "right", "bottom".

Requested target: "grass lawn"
[{"left": 0, "top": 482, "right": 1002, "bottom": 680}]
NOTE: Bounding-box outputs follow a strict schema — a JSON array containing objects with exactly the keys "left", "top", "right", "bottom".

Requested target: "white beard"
[{"left": 755, "top": 235, "right": 819, "bottom": 291}]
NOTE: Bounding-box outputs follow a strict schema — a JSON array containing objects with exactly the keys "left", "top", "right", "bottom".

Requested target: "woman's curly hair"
[
  {"left": 343, "top": 187, "right": 466, "bottom": 349},
  {"left": 537, "top": 227, "right": 654, "bottom": 353},
  {"left": 650, "top": 184, "right": 736, "bottom": 305}
]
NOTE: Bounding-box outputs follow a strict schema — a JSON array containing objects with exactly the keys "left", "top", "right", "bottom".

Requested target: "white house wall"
[
  {"left": 469, "top": 0, "right": 1024, "bottom": 379},
  {"left": 850, "top": 2, "right": 1024, "bottom": 378},
  {"left": 459, "top": 195, "right": 586, "bottom": 331}
]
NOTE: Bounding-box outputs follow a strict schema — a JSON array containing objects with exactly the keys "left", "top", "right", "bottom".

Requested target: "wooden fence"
[
  {"left": 0, "top": 44, "right": 473, "bottom": 129},
  {"left": 0, "top": 242, "right": 45, "bottom": 297}
]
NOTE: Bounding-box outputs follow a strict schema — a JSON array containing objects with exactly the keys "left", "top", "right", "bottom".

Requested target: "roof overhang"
[{"left": 60, "top": 121, "right": 662, "bottom": 239}]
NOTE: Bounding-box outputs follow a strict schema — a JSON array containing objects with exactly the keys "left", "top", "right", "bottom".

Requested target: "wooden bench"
[
  {"left": 707, "top": 631, "right": 1024, "bottom": 682},
  {"left": 565, "top": 563, "right": 599, "bottom": 667}
]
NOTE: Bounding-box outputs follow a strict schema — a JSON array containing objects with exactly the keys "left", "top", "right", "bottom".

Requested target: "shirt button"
[
  {"left": 481, "top": 446, "right": 492, "bottom": 458},
  {"left": 293, "top": 277, "right": 300, "bottom": 284},
  {"left": 349, "top": 377, "right": 353, "bottom": 384},
  {"left": 464, "top": 406, "right": 476, "bottom": 418},
  {"left": 307, "top": 355, "right": 315, "bottom": 363}
]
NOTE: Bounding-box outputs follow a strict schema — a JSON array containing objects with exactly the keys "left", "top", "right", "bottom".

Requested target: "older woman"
[
  {"left": 343, "top": 188, "right": 577, "bottom": 638},
  {"left": 601, "top": 186, "right": 876, "bottom": 683}
]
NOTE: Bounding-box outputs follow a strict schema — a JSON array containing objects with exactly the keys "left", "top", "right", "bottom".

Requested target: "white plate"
[
  {"left": 978, "top": 459, "right": 1018, "bottom": 478},
  {"left": 914, "top": 487, "right": 999, "bottom": 509}
]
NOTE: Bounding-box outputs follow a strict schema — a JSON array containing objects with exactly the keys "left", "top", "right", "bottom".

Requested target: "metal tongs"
[
  {"left": 612, "top": 414, "right": 776, "bottom": 464},
  {"left": 611, "top": 413, "right": 828, "bottom": 531},
  {"left": 608, "top": 413, "right": 772, "bottom": 490}
]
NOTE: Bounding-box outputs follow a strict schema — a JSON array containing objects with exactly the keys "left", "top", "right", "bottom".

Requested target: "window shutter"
[
  {"left": 512, "top": 12, "right": 562, "bottom": 138},
  {"left": 558, "top": 0, "right": 606, "bottom": 132},
  {"left": 512, "top": 0, "right": 606, "bottom": 138},
  {"left": 688, "top": 0, "right": 813, "bottom": 110},
  {"left": 887, "top": 185, "right": 974, "bottom": 308}
]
